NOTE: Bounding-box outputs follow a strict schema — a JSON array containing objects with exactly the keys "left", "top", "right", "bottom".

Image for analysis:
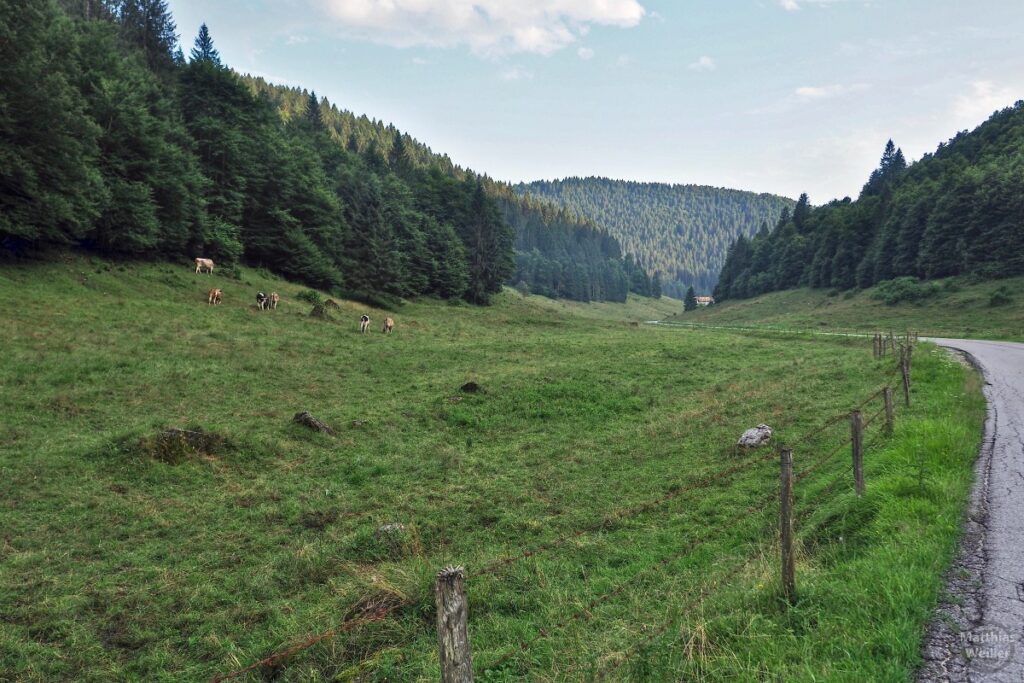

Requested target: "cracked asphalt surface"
[{"left": 919, "top": 338, "right": 1024, "bottom": 682}]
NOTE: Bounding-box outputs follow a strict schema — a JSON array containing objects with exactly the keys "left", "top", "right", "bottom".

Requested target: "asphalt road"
[{"left": 920, "top": 338, "right": 1024, "bottom": 682}]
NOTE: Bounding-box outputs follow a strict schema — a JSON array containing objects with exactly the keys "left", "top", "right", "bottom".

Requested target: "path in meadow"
[{"left": 920, "top": 338, "right": 1024, "bottom": 682}]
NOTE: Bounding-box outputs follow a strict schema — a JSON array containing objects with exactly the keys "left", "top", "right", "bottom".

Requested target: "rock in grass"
[
  {"left": 737, "top": 424, "right": 773, "bottom": 448},
  {"left": 293, "top": 411, "right": 336, "bottom": 435}
]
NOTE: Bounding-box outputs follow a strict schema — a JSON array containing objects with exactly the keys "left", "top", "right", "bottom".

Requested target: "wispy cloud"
[
  {"left": 795, "top": 83, "right": 869, "bottom": 99},
  {"left": 954, "top": 80, "right": 1017, "bottom": 127},
  {"left": 319, "top": 0, "right": 646, "bottom": 57},
  {"left": 577, "top": 46, "right": 594, "bottom": 60},
  {"left": 688, "top": 55, "right": 715, "bottom": 71},
  {"left": 412, "top": 56, "right": 429, "bottom": 65},
  {"left": 779, "top": 0, "right": 800, "bottom": 10},
  {"left": 500, "top": 66, "right": 533, "bottom": 81},
  {"left": 285, "top": 34, "right": 310, "bottom": 45}
]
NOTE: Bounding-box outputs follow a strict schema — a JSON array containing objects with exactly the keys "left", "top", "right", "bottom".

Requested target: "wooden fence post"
[
  {"left": 883, "top": 386, "right": 894, "bottom": 436},
  {"left": 780, "top": 448, "right": 796, "bottom": 605},
  {"left": 873, "top": 333, "right": 880, "bottom": 358},
  {"left": 900, "top": 349, "right": 911, "bottom": 408},
  {"left": 851, "top": 411, "right": 865, "bottom": 496},
  {"left": 888, "top": 330, "right": 896, "bottom": 359},
  {"left": 436, "top": 566, "right": 473, "bottom": 683}
]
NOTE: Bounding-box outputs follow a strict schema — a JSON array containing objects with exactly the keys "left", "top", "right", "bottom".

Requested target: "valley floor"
[{"left": 0, "top": 256, "right": 985, "bottom": 681}]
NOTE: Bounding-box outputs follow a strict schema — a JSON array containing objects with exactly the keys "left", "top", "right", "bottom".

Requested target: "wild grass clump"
[
  {"left": 110, "top": 426, "right": 232, "bottom": 464},
  {"left": 989, "top": 285, "right": 1013, "bottom": 307}
]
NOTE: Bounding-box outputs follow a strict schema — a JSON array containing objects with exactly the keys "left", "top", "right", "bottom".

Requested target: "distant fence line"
[{"left": 210, "top": 334, "right": 916, "bottom": 683}]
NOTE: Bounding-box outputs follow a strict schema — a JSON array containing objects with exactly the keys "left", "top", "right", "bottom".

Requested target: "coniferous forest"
[
  {"left": 516, "top": 178, "right": 794, "bottom": 297},
  {"left": 1, "top": 0, "right": 659, "bottom": 305},
  {"left": 715, "top": 103, "right": 1024, "bottom": 301}
]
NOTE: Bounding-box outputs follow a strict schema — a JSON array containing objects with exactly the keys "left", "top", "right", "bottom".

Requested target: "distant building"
[{"left": 696, "top": 296, "right": 715, "bottom": 306}]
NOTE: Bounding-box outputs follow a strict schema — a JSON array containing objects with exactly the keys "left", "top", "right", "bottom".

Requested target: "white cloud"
[
  {"left": 577, "top": 46, "right": 594, "bottom": 60},
  {"left": 779, "top": 0, "right": 860, "bottom": 10},
  {"left": 286, "top": 34, "right": 310, "bottom": 45},
  {"left": 412, "top": 56, "right": 429, "bottom": 65},
  {"left": 954, "top": 80, "right": 1017, "bottom": 127},
  {"left": 616, "top": 54, "right": 632, "bottom": 66},
  {"left": 319, "top": 0, "right": 646, "bottom": 56},
  {"left": 688, "top": 55, "right": 715, "bottom": 71},
  {"left": 500, "top": 66, "right": 533, "bottom": 81},
  {"left": 795, "top": 83, "right": 869, "bottom": 99}
]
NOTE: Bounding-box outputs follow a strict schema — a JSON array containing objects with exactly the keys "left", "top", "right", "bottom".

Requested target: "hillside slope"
[
  {"left": 516, "top": 177, "right": 794, "bottom": 297},
  {"left": 673, "top": 275, "right": 1024, "bottom": 340}
]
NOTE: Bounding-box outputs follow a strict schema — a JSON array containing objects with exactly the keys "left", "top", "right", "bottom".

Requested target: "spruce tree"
[
  {"left": 304, "top": 91, "right": 324, "bottom": 131},
  {"left": 684, "top": 286, "right": 698, "bottom": 311},
  {"left": 190, "top": 23, "right": 219, "bottom": 64}
]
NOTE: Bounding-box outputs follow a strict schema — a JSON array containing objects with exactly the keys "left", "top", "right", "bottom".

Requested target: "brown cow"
[
  {"left": 359, "top": 315, "right": 370, "bottom": 334},
  {"left": 383, "top": 317, "right": 394, "bottom": 334},
  {"left": 269, "top": 292, "right": 280, "bottom": 309},
  {"left": 195, "top": 257, "right": 214, "bottom": 274},
  {"left": 207, "top": 288, "right": 222, "bottom": 305}
]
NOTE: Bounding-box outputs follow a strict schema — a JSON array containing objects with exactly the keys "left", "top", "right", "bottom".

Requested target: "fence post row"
[
  {"left": 435, "top": 566, "right": 473, "bottom": 683},
  {"left": 850, "top": 411, "right": 865, "bottom": 497},
  {"left": 779, "top": 448, "right": 796, "bottom": 604}
]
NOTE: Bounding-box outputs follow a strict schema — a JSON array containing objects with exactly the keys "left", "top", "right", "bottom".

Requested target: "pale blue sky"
[{"left": 167, "top": 0, "right": 1024, "bottom": 202}]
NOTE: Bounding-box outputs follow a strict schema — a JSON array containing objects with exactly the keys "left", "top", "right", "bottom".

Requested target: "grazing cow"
[
  {"left": 256, "top": 291, "right": 269, "bottom": 310},
  {"left": 269, "top": 292, "right": 280, "bottom": 310},
  {"left": 359, "top": 315, "right": 370, "bottom": 334},
  {"left": 207, "top": 288, "right": 222, "bottom": 305},
  {"left": 383, "top": 317, "right": 394, "bottom": 334},
  {"left": 194, "top": 257, "right": 214, "bottom": 274}
]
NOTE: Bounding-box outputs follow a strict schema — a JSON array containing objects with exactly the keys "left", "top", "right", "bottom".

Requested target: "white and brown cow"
[
  {"left": 207, "top": 288, "right": 222, "bottom": 305},
  {"left": 269, "top": 292, "right": 280, "bottom": 309},
  {"left": 194, "top": 257, "right": 214, "bottom": 274},
  {"left": 382, "top": 317, "right": 394, "bottom": 334}
]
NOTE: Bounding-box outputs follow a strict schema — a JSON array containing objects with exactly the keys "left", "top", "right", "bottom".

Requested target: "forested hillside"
[
  {"left": 715, "top": 102, "right": 1024, "bottom": 301},
  {"left": 516, "top": 178, "right": 794, "bottom": 297},
  {"left": 241, "top": 78, "right": 661, "bottom": 303},
  {"left": 1, "top": 0, "right": 657, "bottom": 305}
]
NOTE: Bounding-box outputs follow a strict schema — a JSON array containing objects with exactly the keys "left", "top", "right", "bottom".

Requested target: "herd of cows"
[{"left": 194, "top": 257, "right": 395, "bottom": 333}]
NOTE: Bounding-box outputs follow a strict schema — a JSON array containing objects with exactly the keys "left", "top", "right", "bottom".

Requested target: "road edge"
[{"left": 917, "top": 346, "right": 997, "bottom": 682}]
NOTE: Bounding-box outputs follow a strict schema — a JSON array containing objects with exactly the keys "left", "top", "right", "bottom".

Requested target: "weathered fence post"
[
  {"left": 873, "top": 333, "right": 880, "bottom": 359},
  {"left": 436, "top": 566, "right": 473, "bottom": 683},
  {"left": 851, "top": 411, "right": 865, "bottom": 496},
  {"left": 780, "top": 448, "right": 796, "bottom": 605},
  {"left": 883, "top": 386, "right": 895, "bottom": 436},
  {"left": 900, "top": 349, "right": 911, "bottom": 408},
  {"left": 888, "top": 330, "right": 896, "bottom": 360}
]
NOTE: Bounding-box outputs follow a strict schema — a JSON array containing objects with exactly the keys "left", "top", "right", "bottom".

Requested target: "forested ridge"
[
  {"left": 715, "top": 102, "right": 1024, "bottom": 302},
  {"left": 1, "top": 0, "right": 657, "bottom": 304},
  {"left": 516, "top": 178, "right": 794, "bottom": 297}
]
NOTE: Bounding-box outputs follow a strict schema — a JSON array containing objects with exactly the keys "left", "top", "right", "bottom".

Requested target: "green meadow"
[
  {"left": 0, "top": 257, "right": 984, "bottom": 681},
  {"left": 677, "top": 276, "right": 1024, "bottom": 341}
]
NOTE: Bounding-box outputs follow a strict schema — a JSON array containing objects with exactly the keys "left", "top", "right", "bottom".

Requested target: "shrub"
[
  {"left": 296, "top": 289, "right": 324, "bottom": 306},
  {"left": 989, "top": 285, "right": 1014, "bottom": 307},
  {"left": 870, "top": 277, "right": 940, "bottom": 306}
]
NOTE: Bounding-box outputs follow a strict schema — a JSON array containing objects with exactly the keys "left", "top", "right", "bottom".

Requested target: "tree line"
[
  {"left": 715, "top": 102, "right": 1024, "bottom": 301},
  {"left": 1, "top": 0, "right": 658, "bottom": 305},
  {"left": 516, "top": 177, "right": 794, "bottom": 297}
]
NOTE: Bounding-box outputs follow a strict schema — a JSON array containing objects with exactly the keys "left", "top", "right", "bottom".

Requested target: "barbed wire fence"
[{"left": 210, "top": 331, "right": 918, "bottom": 683}]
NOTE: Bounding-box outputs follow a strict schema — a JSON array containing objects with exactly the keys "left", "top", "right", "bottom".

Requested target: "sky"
[{"left": 166, "top": 0, "right": 1024, "bottom": 203}]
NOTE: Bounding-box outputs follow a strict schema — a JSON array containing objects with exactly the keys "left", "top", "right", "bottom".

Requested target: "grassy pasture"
[
  {"left": 674, "top": 276, "right": 1024, "bottom": 341},
  {"left": 0, "top": 256, "right": 983, "bottom": 681}
]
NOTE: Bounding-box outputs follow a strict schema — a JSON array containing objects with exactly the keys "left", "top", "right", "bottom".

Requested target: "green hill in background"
[{"left": 516, "top": 177, "right": 794, "bottom": 297}]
